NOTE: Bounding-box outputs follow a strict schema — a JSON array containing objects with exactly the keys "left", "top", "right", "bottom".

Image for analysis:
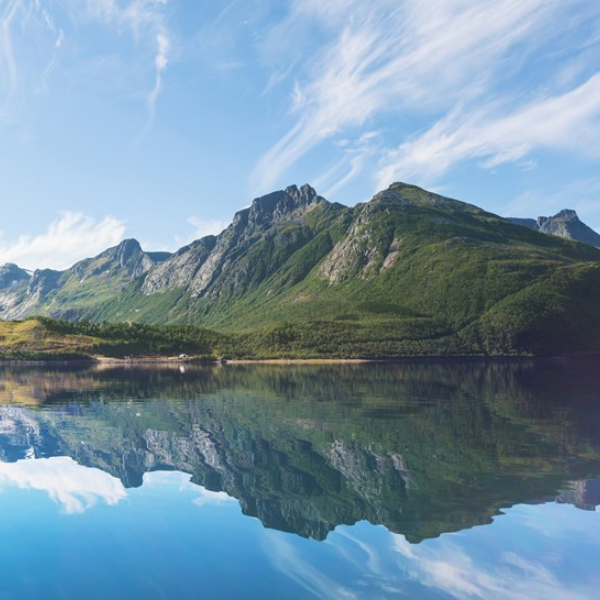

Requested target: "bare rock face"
[
  {"left": 319, "top": 209, "right": 385, "bottom": 283},
  {"left": 142, "top": 184, "right": 328, "bottom": 300},
  {"left": 0, "top": 263, "right": 30, "bottom": 288},
  {"left": 509, "top": 209, "right": 600, "bottom": 247},
  {"left": 189, "top": 185, "right": 324, "bottom": 298},
  {"left": 69, "top": 239, "right": 157, "bottom": 282},
  {"left": 556, "top": 478, "right": 600, "bottom": 511},
  {"left": 0, "top": 264, "right": 31, "bottom": 320},
  {"left": 142, "top": 237, "right": 217, "bottom": 294},
  {"left": 318, "top": 184, "right": 467, "bottom": 283}
]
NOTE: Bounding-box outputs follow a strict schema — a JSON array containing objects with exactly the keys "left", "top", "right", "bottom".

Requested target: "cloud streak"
[
  {"left": 0, "top": 211, "right": 127, "bottom": 271},
  {"left": 252, "top": 0, "right": 600, "bottom": 195},
  {"left": 0, "top": 0, "right": 23, "bottom": 108},
  {"left": 1, "top": 1, "right": 171, "bottom": 128},
  {"left": 376, "top": 73, "right": 600, "bottom": 187},
  {"left": 73, "top": 0, "right": 172, "bottom": 131}
]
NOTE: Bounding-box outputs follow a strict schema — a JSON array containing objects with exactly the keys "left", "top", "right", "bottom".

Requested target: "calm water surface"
[{"left": 0, "top": 361, "right": 599, "bottom": 599}]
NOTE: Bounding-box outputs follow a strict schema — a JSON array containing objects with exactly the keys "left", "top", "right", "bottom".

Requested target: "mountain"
[
  {"left": 3, "top": 182, "right": 600, "bottom": 358},
  {"left": 509, "top": 209, "right": 600, "bottom": 246},
  {"left": 0, "top": 239, "right": 171, "bottom": 321}
]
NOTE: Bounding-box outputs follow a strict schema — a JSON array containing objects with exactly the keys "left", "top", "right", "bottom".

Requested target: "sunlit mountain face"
[{"left": 0, "top": 361, "right": 599, "bottom": 600}]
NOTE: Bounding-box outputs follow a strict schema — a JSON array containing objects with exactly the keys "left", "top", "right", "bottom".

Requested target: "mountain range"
[{"left": 2, "top": 182, "right": 600, "bottom": 358}]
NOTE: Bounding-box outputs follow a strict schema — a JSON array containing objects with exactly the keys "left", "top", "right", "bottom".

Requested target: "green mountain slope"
[{"left": 2, "top": 182, "right": 600, "bottom": 358}]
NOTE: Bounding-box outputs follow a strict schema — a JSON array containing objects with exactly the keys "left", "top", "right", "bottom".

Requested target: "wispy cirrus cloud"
[
  {"left": 1, "top": 0, "right": 171, "bottom": 128},
  {"left": 313, "top": 131, "right": 383, "bottom": 199},
  {"left": 252, "top": 0, "right": 600, "bottom": 196},
  {"left": 65, "top": 0, "right": 172, "bottom": 132},
  {"left": 0, "top": 0, "right": 21, "bottom": 107},
  {"left": 376, "top": 73, "right": 600, "bottom": 188},
  {"left": 1, "top": 0, "right": 66, "bottom": 113},
  {"left": 0, "top": 211, "right": 127, "bottom": 271}
]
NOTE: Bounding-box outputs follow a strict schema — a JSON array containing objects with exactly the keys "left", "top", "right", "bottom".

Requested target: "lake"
[{"left": 0, "top": 361, "right": 599, "bottom": 599}]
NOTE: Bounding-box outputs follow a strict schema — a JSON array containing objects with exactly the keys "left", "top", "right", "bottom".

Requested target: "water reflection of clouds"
[
  {"left": 265, "top": 505, "right": 599, "bottom": 600},
  {"left": 142, "top": 471, "right": 237, "bottom": 508},
  {"left": 391, "top": 534, "right": 585, "bottom": 600},
  {"left": 267, "top": 535, "right": 358, "bottom": 600},
  {"left": 0, "top": 457, "right": 127, "bottom": 514},
  {"left": 387, "top": 503, "right": 599, "bottom": 600}
]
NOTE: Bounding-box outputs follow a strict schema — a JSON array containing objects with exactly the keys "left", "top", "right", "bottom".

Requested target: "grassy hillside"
[{"left": 0, "top": 318, "right": 220, "bottom": 360}]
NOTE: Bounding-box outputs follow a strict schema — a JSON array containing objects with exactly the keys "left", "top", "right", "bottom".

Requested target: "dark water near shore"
[{"left": 0, "top": 361, "right": 599, "bottom": 599}]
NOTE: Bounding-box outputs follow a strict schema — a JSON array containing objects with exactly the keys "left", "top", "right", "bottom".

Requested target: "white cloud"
[
  {"left": 192, "top": 487, "right": 236, "bottom": 508},
  {"left": 141, "top": 470, "right": 237, "bottom": 508},
  {"left": 376, "top": 73, "right": 600, "bottom": 188},
  {"left": 143, "top": 28, "right": 170, "bottom": 133},
  {"left": 0, "top": 211, "right": 127, "bottom": 271},
  {"left": 0, "top": 456, "right": 127, "bottom": 514},
  {"left": 186, "top": 216, "right": 228, "bottom": 240},
  {"left": 1, "top": 0, "right": 67, "bottom": 112},
  {"left": 252, "top": 0, "right": 600, "bottom": 194}
]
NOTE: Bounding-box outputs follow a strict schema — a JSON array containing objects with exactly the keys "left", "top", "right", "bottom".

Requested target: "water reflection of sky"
[
  {"left": 268, "top": 504, "right": 600, "bottom": 600},
  {"left": 0, "top": 461, "right": 598, "bottom": 600},
  {"left": 0, "top": 457, "right": 127, "bottom": 513}
]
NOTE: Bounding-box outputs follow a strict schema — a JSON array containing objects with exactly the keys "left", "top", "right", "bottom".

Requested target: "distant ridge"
[{"left": 509, "top": 209, "right": 600, "bottom": 247}]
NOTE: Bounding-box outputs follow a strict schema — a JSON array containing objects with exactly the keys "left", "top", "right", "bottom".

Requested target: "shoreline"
[{"left": 0, "top": 354, "right": 594, "bottom": 367}]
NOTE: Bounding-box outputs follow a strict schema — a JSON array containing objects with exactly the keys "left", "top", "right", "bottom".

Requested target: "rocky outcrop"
[
  {"left": 509, "top": 209, "right": 600, "bottom": 247},
  {"left": 142, "top": 237, "right": 217, "bottom": 294},
  {"left": 318, "top": 184, "right": 478, "bottom": 283},
  {"left": 0, "top": 263, "right": 30, "bottom": 288},
  {"left": 0, "top": 264, "right": 31, "bottom": 319},
  {"left": 556, "top": 478, "right": 600, "bottom": 511}
]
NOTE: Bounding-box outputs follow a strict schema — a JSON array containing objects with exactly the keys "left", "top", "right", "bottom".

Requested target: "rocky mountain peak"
[
  {"left": 285, "top": 183, "right": 318, "bottom": 204},
  {"left": 510, "top": 209, "right": 600, "bottom": 247},
  {"left": 0, "top": 263, "right": 31, "bottom": 287},
  {"left": 554, "top": 209, "right": 577, "bottom": 219},
  {"left": 537, "top": 209, "right": 578, "bottom": 228},
  {"left": 107, "top": 238, "right": 143, "bottom": 263},
  {"left": 372, "top": 182, "right": 478, "bottom": 213},
  {"left": 236, "top": 184, "right": 324, "bottom": 231},
  {"left": 252, "top": 183, "right": 319, "bottom": 211}
]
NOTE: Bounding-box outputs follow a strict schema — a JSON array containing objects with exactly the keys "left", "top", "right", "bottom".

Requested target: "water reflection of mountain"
[{"left": 0, "top": 361, "right": 599, "bottom": 542}]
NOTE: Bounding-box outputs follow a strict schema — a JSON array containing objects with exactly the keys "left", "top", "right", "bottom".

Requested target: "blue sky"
[{"left": 1, "top": 0, "right": 600, "bottom": 269}]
